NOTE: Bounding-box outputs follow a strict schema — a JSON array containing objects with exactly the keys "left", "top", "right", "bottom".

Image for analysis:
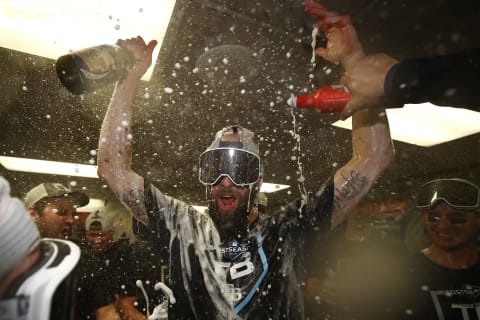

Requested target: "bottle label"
[
  {"left": 79, "top": 69, "right": 111, "bottom": 80},
  {"left": 56, "top": 44, "right": 134, "bottom": 95},
  {"left": 74, "top": 45, "right": 118, "bottom": 75}
]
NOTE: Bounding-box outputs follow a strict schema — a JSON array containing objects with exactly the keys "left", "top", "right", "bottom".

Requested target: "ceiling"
[{"left": 1, "top": 0, "right": 479, "bottom": 212}]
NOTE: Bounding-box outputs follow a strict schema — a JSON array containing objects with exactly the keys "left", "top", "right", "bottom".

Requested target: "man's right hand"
[
  {"left": 339, "top": 53, "right": 400, "bottom": 120},
  {"left": 116, "top": 36, "right": 158, "bottom": 80}
]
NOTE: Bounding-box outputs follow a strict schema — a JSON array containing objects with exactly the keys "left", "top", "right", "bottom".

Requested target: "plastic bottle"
[
  {"left": 288, "top": 85, "right": 351, "bottom": 112},
  {"left": 55, "top": 44, "right": 135, "bottom": 95}
]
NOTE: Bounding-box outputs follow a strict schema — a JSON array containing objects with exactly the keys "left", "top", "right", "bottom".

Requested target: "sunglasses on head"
[{"left": 416, "top": 178, "right": 480, "bottom": 211}]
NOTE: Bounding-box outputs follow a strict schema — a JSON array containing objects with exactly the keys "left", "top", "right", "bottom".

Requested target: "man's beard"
[{"left": 208, "top": 197, "right": 250, "bottom": 240}]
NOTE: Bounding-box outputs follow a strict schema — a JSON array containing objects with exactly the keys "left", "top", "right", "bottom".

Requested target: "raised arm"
[
  {"left": 97, "top": 36, "right": 157, "bottom": 225},
  {"left": 306, "top": 1, "right": 480, "bottom": 119},
  {"left": 305, "top": 1, "right": 394, "bottom": 228},
  {"left": 331, "top": 109, "right": 394, "bottom": 228}
]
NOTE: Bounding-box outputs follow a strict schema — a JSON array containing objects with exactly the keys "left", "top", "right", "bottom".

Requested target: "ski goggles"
[
  {"left": 198, "top": 148, "right": 261, "bottom": 186},
  {"left": 416, "top": 178, "right": 480, "bottom": 211}
]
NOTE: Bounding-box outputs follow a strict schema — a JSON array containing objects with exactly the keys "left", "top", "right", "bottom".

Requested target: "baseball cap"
[
  {"left": 198, "top": 125, "right": 263, "bottom": 186},
  {"left": 24, "top": 182, "right": 89, "bottom": 209},
  {"left": 85, "top": 202, "right": 117, "bottom": 231},
  {"left": 205, "top": 125, "right": 260, "bottom": 156},
  {"left": 0, "top": 176, "right": 41, "bottom": 281}
]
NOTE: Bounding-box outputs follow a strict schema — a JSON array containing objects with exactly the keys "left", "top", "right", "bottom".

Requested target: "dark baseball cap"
[{"left": 24, "top": 183, "right": 89, "bottom": 209}]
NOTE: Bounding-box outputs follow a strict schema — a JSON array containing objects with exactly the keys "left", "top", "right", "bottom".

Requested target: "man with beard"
[
  {"left": 25, "top": 182, "right": 89, "bottom": 240},
  {"left": 97, "top": 21, "right": 394, "bottom": 320}
]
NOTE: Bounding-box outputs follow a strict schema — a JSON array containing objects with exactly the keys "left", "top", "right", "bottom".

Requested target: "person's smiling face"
[{"left": 422, "top": 200, "right": 480, "bottom": 251}]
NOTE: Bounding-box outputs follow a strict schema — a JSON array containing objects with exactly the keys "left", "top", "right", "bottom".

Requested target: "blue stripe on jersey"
[{"left": 234, "top": 234, "right": 269, "bottom": 313}]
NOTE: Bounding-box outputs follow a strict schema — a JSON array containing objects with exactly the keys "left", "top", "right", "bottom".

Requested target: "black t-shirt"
[
  {"left": 398, "top": 253, "right": 480, "bottom": 320},
  {"left": 306, "top": 247, "right": 480, "bottom": 320},
  {"left": 138, "top": 178, "right": 334, "bottom": 319}
]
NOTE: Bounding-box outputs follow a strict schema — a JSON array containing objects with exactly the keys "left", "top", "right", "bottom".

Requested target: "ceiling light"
[
  {"left": 332, "top": 103, "right": 480, "bottom": 147},
  {"left": 260, "top": 182, "right": 290, "bottom": 193},
  {"left": 0, "top": 156, "right": 98, "bottom": 178},
  {"left": 0, "top": 0, "right": 176, "bottom": 81}
]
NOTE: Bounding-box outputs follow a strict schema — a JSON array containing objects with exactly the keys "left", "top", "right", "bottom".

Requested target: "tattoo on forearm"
[
  {"left": 333, "top": 170, "right": 368, "bottom": 210},
  {"left": 124, "top": 188, "right": 148, "bottom": 223}
]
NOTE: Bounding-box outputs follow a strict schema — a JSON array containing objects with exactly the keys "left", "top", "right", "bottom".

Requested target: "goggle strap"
[{"left": 417, "top": 196, "right": 480, "bottom": 210}]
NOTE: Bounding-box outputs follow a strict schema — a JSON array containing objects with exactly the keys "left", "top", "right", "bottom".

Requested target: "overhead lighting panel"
[
  {"left": 0, "top": 0, "right": 176, "bottom": 81},
  {"left": 332, "top": 103, "right": 480, "bottom": 147},
  {"left": 0, "top": 156, "right": 99, "bottom": 178},
  {"left": 260, "top": 182, "right": 290, "bottom": 193}
]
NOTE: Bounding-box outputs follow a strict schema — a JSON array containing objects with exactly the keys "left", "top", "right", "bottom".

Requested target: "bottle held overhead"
[
  {"left": 56, "top": 44, "right": 135, "bottom": 95},
  {"left": 288, "top": 85, "right": 351, "bottom": 112}
]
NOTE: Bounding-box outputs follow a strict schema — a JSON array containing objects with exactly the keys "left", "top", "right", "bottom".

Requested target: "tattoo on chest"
[{"left": 333, "top": 170, "right": 368, "bottom": 210}]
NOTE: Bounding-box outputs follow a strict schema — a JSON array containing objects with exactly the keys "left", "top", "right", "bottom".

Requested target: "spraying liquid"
[
  {"left": 136, "top": 279, "right": 177, "bottom": 320},
  {"left": 136, "top": 280, "right": 151, "bottom": 318},
  {"left": 287, "top": 26, "right": 322, "bottom": 215},
  {"left": 310, "top": 27, "right": 319, "bottom": 69},
  {"left": 150, "top": 282, "right": 177, "bottom": 320},
  {"left": 289, "top": 95, "right": 308, "bottom": 216},
  {"left": 154, "top": 282, "right": 176, "bottom": 304}
]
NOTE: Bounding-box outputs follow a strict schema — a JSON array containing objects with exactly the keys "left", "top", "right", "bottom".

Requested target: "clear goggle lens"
[
  {"left": 416, "top": 178, "right": 480, "bottom": 210},
  {"left": 198, "top": 148, "right": 260, "bottom": 186}
]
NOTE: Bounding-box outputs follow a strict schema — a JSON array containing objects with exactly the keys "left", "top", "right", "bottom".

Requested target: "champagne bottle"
[
  {"left": 55, "top": 44, "right": 135, "bottom": 95},
  {"left": 288, "top": 85, "right": 351, "bottom": 112}
]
